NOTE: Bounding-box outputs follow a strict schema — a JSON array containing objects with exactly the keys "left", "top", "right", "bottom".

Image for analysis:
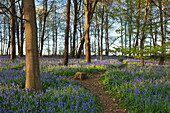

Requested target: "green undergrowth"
[{"left": 100, "top": 66, "right": 170, "bottom": 112}]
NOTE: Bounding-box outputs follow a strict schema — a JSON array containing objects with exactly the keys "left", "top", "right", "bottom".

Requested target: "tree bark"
[
  {"left": 149, "top": 4, "right": 153, "bottom": 58},
  {"left": 63, "top": 0, "right": 71, "bottom": 66},
  {"left": 154, "top": 19, "right": 157, "bottom": 59},
  {"left": 7, "top": 20, "right": 11, "bottom": 55},
  {"left": 20, "top": 0, "right": 24, "bottom": 57},
  {"left": 55, "top": 28, "right": 58, "bottom": 55},
  {"left": 129, "top": 0, "right": 132, "bottom": 57},
  {"left": 40, "top": 0, "right": 48, "bottom": 56},
  {"left": 23, "top": 0, "right": 42, "bottom": 91},
  {"left": 158, "top": 0, "right": 165, "bottom": 65},
  {"left": 10, "top": 0, "right": 16, "bottom": 60},
  {"left": 84, "top": 0, "right": 91, "bottom": 62},
  {"left": 0, "top": 25, "right": 2, "bottom": 55},
  {"left": 120, "top": 17, "right": 123, "bottom": 56},
  {"left": 105, "top": 7, "right": 109, "bottom": 56},
  {"left": 72, "top": 0, "right": 78, "bottom": 58},
  {"left": 76, "top": 0, "right": 98, "bottom": 60},
  {"left": 140, "top": 0, "right": 149, "bottom": 66},
  {"left": 100, "top": 0, "right": 104, "bottom": 61},
  {"left": 16, "top": 21, "right": 20, "bottom": 56},
  {"left": 135, "top": 0, "right": 140, "bottom": 56}
]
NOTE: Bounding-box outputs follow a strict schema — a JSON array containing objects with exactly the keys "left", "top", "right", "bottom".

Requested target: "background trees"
[{"left": 0, "top": 0, "right": 169, "bottom": 65}]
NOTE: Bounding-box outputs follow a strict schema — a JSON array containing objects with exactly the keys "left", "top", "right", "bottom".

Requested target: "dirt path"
[{"left": 77, "top": 72, "right": 127, "bottom": 113}]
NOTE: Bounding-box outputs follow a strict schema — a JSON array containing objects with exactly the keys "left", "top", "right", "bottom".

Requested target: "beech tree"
[
  {"left": 140, "top": 0, "right": 149, "bottom": 66},
  {"left": 100, "top": 0, "right": 104, "bottom": 61},
  {"left": 63, "top": 0, "right": 71, "bottom": 66},
  {"left": 158, "top": 0, "right": 165, "bottom": 65},
  {"left": 10, "top": 0, "right": 16, "bottom": 60},
  {"left": 84, "top": 0, "right": 98, "bottom": 62},
  {"left": 23, "top": 0, "right": 42, "bottom": 91}
]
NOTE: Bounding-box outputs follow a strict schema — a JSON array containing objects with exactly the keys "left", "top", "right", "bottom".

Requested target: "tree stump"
[{"left": 74, "top": 72, "right": 88, "bottom": 80}]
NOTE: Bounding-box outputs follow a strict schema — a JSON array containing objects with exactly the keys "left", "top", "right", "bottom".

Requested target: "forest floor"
[{"left": 71, "top": 72, "right": 127, "bottom": 113}]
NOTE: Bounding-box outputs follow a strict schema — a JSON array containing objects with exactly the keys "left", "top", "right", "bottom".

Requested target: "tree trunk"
[
  {"left": 149, "top": 4, "right": 153, "bottom": 58},
  {"left": 16, "top": 21, "right": 20, "bottom": 57},
  {"left": 76, "top": 37, "right": 85, "bottom": 58},
  {"left": 97, "top": 8, "right": 100, "bottom": 56},
  {"left": 153, "top": 19, "right": 157, "bottom": 59},
  {"left": 7, "top": 20, "right": 11, "bottom": 55},
  {"left": 105, "top": 7, "right": 109, "bottom": 56},
  {"left": 20, "top": 1, "right": 24, "bottom": 57},
  {"left": 10, "top": 0, "right": 16, "bottom": 60},
  {"left": 3, "top": 17, "right": 6, "bottom": 55},
  {"left": 84, "top": 0, "right": 91, "bottom": 62},
  {"left": 72, "top": 0, "right": 78, "bottom": 58},
  {"left": 63, "top": 0, "right": 71, "bottom": 66},
  {"left": 158, "top": 0, "right": 165, "bottom": 65},
  {"left": 52, "top": 18, "right": 55, "bottom": 55},
  {"left": 128, "top": 0, "right": 132, "bottom": 57},
  {"left": 125, "top": 22, "right": 127, "bottom": 50},
  {"left": 0, "top": 26, "right": 2, "bottom": 55},
  {"left": 55, "top": 28, "right": 58, "bottom": 55},
  {"left": 135, "top": 0, "right": 140, "bottom": 56},
  {"left": 100, "top": 1, "right": 104, "bottom": 61},
  {"left": 38, "top": 16, "right": 42, "bottom": 53},
  {"left": 23, "top": 0, "right": 42, "bottom": 91},
  {"left": 76, "top": 0, "right": 98, "bottom": 59},
  {"left": 120, "top": 17, "right": 123, "bottom": 56},
  {"left": 140, "top": 0, "right": 149, "bottom": 66},
  {"left": 40, "top": 0, "right": 48, "bottom": 57},
  {"left": 94, "top": 13, "right": 97, "bottom": 56}
]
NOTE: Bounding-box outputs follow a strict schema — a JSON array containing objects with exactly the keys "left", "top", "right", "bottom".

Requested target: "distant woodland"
[{"left": 0, "top": 0, "right": 169, "bottom": 66}]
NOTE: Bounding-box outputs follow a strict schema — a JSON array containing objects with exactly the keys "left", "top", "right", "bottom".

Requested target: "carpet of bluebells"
[
  {"left": 0, "top": 56, "right": 169, "bottom": 112},
  {"left": 101, "top": 59, "right": 170, "bottom": 112},
  {"left": 0, "top": 56, "right": 109, "bottom": 113}
]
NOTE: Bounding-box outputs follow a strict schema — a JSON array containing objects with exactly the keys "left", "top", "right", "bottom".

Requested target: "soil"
[{"left": 72, "top": 72, "right": 127, "bottom": 113}]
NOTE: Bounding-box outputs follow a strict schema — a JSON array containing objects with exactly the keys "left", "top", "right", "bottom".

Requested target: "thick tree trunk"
[
  {"left": 63, "top": 0, "right": 71, "bottom": 66},
  {"left": 76, "top": 0, "right": 98, "bottom": 60},
  {"left": 140, "top": 0, "right": 149, "bottom": 66},
  {"left": 84, "top": 0, "right": 91, "bottom": 62},
  {"left": 23, "top": 0, "right": 42, "bottom": 91},
  {"left": 158, "top": 0, "right": 165, "bottom": 65},
  {"left": 10, "top": 0, "right": 16, "bottom": 60}
]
